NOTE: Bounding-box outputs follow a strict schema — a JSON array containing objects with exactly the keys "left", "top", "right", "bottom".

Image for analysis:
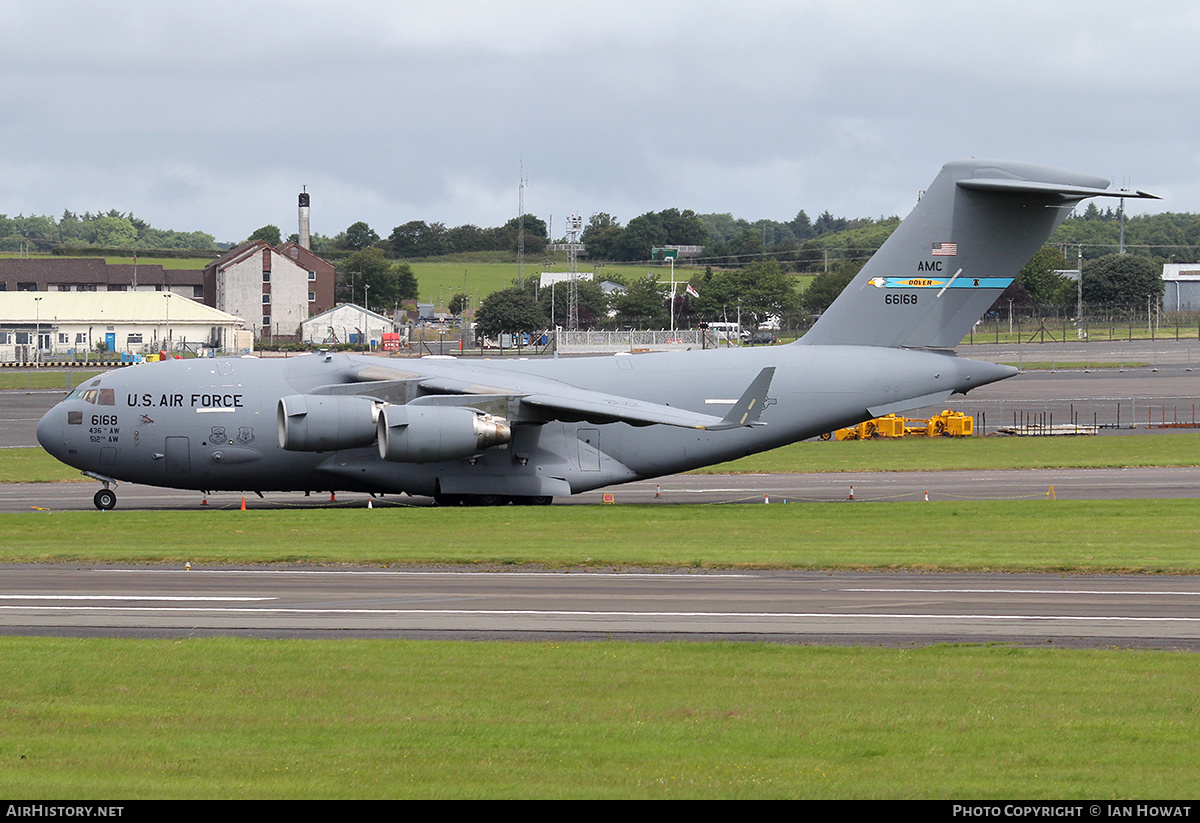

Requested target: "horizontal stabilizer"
[{"left": 957, "top": 178, "right": 1160, "bottom": 201}]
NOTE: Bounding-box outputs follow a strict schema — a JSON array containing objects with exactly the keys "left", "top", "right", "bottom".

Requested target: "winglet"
[{"left": 708, "top": 367, "right": 775, "bottom": 430}]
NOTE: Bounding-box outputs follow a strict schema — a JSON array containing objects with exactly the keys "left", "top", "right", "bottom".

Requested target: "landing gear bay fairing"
[{"left": 38, "top": 160, "right": 1156, "bottom": 509}]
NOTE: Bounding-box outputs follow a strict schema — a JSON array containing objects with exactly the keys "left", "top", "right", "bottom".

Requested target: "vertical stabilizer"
[{"left": 800, "top": 160, "right": 1157, "bottom": 349}]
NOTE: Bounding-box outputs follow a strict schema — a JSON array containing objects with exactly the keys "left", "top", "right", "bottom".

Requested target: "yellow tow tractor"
[{"left": 821, "top": 409, "right": 973, "bottom": 441}]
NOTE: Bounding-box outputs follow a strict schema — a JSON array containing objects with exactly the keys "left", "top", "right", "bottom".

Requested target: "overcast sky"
[{"left": 3, "top": 1, "right": 1198, "bottom": 245}]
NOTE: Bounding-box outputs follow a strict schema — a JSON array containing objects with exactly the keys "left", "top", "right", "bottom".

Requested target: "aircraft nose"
[{"left": 36, "top": 405, "right": 63, "bottom": 455}]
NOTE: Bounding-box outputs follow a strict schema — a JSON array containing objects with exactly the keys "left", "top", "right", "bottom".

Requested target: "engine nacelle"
[
  {"left": 377, "top": 404, "right": 511, "bottom": 463},
  {"left": 278, "top": 394, "right": 380, "bottom": 452}
]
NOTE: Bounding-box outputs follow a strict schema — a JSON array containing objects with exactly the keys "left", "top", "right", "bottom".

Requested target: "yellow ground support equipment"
[{"left": 826, "top": 410, "right": 973, "bottom": 441}]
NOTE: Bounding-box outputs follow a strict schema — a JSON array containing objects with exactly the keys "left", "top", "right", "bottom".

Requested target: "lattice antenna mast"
[{"left": 567, "top": 213, "right": 583, "bottom": 330}]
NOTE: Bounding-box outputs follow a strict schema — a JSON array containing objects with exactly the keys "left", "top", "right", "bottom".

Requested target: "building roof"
[
  {"left": 302, "top": 303, "right": 394, "bottom": 326},
  {"left": 279, "top": 241, "right": 336, "bottom": 272},
  {"left": 0, "top": 292, "right": 244, "bottom": 325},
  {"left": 1162, "top": 263, "right": 1200, "bottom": 281},
  {"left": 0, "top": 257, "right": 203, "bottom": 287},
  {"left": 205, "top": 240, "right": 272, "bottom": 272}
]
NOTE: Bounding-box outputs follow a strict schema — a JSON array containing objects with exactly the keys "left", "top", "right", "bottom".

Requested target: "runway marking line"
[
  {"left": 0, "top": 595, "right": 273, "bottom": 601},
  {"left": 95, "top": 569, "right": 755, "bottom": 579},
  {"left": 844, "top": 588, "right": 1200, "bottom": 596},
  {"left": 1, "top": 605, "right": 1199, "bottom": 623}
]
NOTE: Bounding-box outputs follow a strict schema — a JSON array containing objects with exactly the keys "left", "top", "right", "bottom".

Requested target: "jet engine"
[
  {"left": 377, "top": 404, "right": 511, "bottom": 463},
  {"left": 277, "top": 394, "right": 381, "bottom": 452}
]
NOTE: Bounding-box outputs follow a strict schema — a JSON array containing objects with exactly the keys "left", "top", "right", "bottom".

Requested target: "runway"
[{"left": 3, "top": 565, "right": 1200, "bottom": 648}]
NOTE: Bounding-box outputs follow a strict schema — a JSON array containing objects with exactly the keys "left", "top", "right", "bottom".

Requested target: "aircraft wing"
[
  {"left": 521, "top": 368, "right": 774, "bottom": 430},
  {"left": 358, "top": 364, "right": 775, "bottom": 431}
]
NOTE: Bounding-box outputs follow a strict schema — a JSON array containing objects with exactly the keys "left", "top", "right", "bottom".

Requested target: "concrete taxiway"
[{"left": 3, "top": 464, "right": 1200, "bottom": 512}]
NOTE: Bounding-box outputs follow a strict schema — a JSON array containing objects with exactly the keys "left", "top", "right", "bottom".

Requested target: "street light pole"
[
  {"left": 33, "top": 296, "right": 42, "bottom": 369},
  {"left": 363, "top": 284, "right": 371, "bottom": 349}
]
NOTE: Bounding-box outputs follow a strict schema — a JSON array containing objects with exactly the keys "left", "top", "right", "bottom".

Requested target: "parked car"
[{"left": 745, "top": 331, "right": 777, "bottom": 346}]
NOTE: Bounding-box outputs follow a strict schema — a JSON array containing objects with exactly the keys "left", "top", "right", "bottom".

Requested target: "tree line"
[{"left": 0, "top": 210, "right": 217, "bottom": 252}]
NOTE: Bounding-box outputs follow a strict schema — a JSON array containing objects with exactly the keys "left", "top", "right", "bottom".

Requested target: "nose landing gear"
[
  {"left": 84, "top": 473, "right": 120, "bottom": 510},
  {"left": 93, "top": 488, "right": 117, "bottom": 510}
]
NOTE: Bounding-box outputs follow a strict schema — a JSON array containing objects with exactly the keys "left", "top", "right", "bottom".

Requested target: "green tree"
[
  {"left": 612, "top": 274, "right": 667, "bottom": 325},
  {"left": 1082, "top": 254, "right": 1164, "bottom": 307},
  {"left": 390, "top": 221, "right": 447, "bottom": 258},
  {"left": 581, "top": 213, "right": 623, "bottom": 260},
  {"left": 343, "top": 221, "right": 380, "bottom": 252},
  {"left": 392, "top": 262, "right": 419, "bottom": 305},
  {"left": 1017, "top": 246, "right": 1072, "bottom": 306},
  {"left": 799, "top": 261, "right": 863, "bottom": 313},
  {"left": 728, "top": 229, "right": 764, "bottom": 264},
  {"left": 248, "top": 225, "right": 281, "bottom": 245},
  {"left": 474, "top": 288, "right": 547, "bottom": 338},
  {"left": 695, "top": 259, "right": 801, "bottom": 326},
  {"left": 448, "top": 293, "right": 470, "bottom": 317},
  {"left": 491, "top": 214, "right": 548, "bottom": 254},
  {"left": 338, "top": 248, "right": 416, "bottom": 308},
  {"left": 92, "top": 216, "right": 138, "bottom": 248}
]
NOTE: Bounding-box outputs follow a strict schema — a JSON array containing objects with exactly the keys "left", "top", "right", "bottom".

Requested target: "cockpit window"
[
  {"left": 80, "top": 389, "right": 98, "bottom": 404},
  {"left": 98, "top": 388, "right": 115, "bottom": 406}
]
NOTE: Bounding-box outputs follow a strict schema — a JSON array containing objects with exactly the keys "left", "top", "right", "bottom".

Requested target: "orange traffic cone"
[{"left": 240, "top": 496, "right": 247, "bottom": 510}]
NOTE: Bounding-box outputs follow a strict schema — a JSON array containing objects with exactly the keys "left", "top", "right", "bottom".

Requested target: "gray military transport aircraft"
[{"left": 38, "top": 159, "right": 1156, "bottom": 509}]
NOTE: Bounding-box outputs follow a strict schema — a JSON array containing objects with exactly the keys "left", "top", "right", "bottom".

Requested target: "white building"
[
  {"left": 0, "top": 292, "right": 247, "bottom": 362},
  {"left": 1162, "top": 264, "right": 1200, "bottom": 311},
  {"left": 204, "top": 241, "right": 317, "bottom": 339},
  {"left": 300, "top": 303, "right": 400, "bottom": 347},
  {"left": 540, "top": 271, "right": 594, "bottom": 288}
]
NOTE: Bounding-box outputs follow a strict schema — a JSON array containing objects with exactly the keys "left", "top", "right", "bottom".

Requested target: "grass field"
[
  {"left": 4, "top": 638, "right": 1198, "bottom": 799},
  {"left": 407, "top": 260, "right": 710, "bottom": 309},
  {"left": 2, "top": 499, "right": 1199, "bottom": 572},
  {"left": 0, "top": 370, "right": 101, "bottom": 391}
]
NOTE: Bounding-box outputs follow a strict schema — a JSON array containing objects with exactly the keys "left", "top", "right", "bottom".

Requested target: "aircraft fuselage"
[{"left": 36, "top": 345, "right": 1013, "bottom": 502}]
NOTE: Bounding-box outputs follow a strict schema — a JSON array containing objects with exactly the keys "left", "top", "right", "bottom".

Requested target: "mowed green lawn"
[
  {"left": 4, "top": 638, "right": 1199, "bottom": 799},
  {"left": 407, "top": 260, "right": 705, "bottom": 308},
  {"left": 0, "top": 499, "right": 1196, "bottom": 571}
]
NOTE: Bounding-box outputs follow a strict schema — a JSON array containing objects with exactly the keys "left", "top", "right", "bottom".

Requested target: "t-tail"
[{"left": 800, "top": 159, "right": 1159, "bottom": 350}]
